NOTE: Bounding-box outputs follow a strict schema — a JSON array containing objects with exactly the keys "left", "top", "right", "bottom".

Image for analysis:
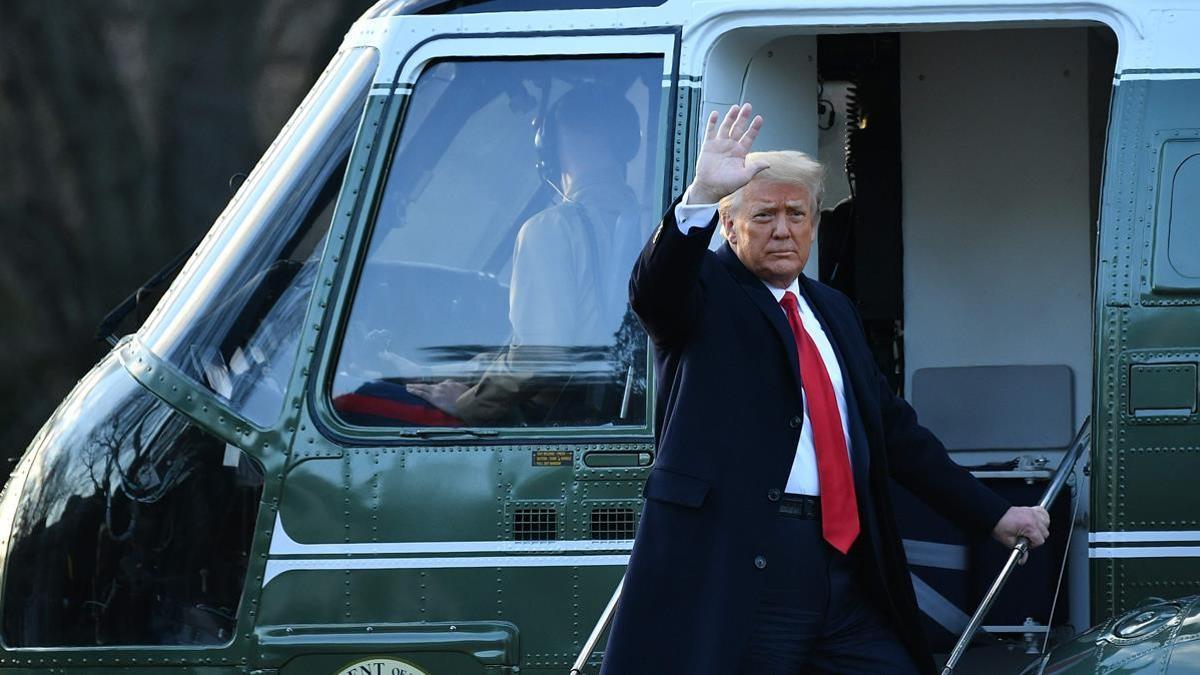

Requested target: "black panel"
[{"left": 817, "top": 34, "right": 904, "bottom": 392}]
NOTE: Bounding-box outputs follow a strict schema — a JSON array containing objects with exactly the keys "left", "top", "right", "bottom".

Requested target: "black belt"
[{"left": 779, "top": 493, "right": 820, "bottom": 520}]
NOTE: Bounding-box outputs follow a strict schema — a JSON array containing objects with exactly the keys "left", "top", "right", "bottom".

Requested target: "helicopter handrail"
[
  {"left": 941, "top": 416, "right": 1092, "bottom": 675},
  {"left": 570, "top": 575, "right": 624, "bottom": 675}
]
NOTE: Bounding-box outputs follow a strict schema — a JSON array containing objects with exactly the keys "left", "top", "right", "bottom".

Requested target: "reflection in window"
[
  {"left": 3, "top": 355, "right": 262, "bottom": 646},
  {"left": 1168, "top": 153, "right": 1200, "bottom": 277},
  {"left": 141, "top": 47, "right": 378, "bottom": 427},
  {"left": 331, "top": 57, "right": 663, "bottom": 429}
]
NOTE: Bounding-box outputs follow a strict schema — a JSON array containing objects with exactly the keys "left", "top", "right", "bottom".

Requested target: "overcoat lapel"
[{"left": 715, "top": 243, "right": 803, "bottom": 402}]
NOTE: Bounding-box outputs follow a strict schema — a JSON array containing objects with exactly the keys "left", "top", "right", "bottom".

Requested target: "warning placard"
[{"left": 533, "top": 450, "right": 573, "bottom": 467}]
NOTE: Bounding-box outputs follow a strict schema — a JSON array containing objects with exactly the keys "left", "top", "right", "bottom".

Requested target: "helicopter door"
[{"left": 1091, "top": 67, "right": 1200, "bottom": 620}]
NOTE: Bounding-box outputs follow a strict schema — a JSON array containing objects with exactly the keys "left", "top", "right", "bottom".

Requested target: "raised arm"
[{"left": 629, "top": 103, "right": 769, "bottom": 346}]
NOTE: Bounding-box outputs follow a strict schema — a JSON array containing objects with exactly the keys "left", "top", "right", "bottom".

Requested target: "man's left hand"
[
  {"left": 992, "top": 506, "right": 1050, "bottom": 563},
  {"left": 407, "top": 380, "right": 469, "bottom": 416}
]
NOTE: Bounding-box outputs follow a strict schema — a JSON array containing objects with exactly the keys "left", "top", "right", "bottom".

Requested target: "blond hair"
[{"left": 718, "top": 150, "right": 825, "bottom": 221}]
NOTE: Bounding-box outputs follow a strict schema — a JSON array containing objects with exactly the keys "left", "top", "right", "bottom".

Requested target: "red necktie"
[{"left": 780, "top": 291, "right": 860, "bottom": 554}]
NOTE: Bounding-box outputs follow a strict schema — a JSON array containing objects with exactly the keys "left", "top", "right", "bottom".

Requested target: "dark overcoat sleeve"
[
  {"left": 875, "top": 364, "right": 1012, "bottom": 536},
  {"left": 628, "top": 196, "right": 718, "bottom": 348}
]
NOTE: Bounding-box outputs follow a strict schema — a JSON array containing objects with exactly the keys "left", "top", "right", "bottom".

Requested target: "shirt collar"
[
  {"left": 762, "top": 276, "right": 802, "bottom": 305},
  {"left": 562, "top": 176, "right": 636, "bottom": 209}
]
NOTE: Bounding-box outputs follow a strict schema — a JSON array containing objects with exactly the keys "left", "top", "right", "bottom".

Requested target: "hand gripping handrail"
[{"left": 941, "top": 417, "right": 1091, "bottom": 675}]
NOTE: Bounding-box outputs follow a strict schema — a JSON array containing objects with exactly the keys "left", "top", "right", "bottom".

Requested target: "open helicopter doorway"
[{"left": 701, "top": 22, "right": 1116, "bottom": 666}]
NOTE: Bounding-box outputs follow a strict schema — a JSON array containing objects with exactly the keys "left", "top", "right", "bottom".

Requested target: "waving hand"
[{"left": 688, "top": 103, "right": 769, "bottom": 205}]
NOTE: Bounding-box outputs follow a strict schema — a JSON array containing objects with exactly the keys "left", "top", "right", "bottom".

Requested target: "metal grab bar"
[
  {"left": 570, "top": 576, "right": 624, "bottom": 674},
  {"left": 941, "top": 417, "right": 1092, "bottom": 675}
]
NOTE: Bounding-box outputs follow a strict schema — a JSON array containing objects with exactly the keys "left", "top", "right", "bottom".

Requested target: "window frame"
[
  {"left": 312, "top": 29, "right": 681, "bottom": 444},
  {"left": 1150, "top": 137, "right": 1200, "bottom": 295}
]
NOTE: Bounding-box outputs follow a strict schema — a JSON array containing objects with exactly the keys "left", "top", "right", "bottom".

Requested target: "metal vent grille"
[
  {"left": 590, "top": 507, "right": 636, "bottom": 540},
  {"left": 513, "top": 507, "right": 558, "bottom": 541}
]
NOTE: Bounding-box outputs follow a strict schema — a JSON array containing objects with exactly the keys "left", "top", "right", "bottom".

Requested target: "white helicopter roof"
[{"left": 341, "top": 0, "right": 1199, "bottom": 84}]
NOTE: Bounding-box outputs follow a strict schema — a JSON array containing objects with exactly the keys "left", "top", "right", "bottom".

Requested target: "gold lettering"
[{"left": 338, "top": 659, "right": 425, "bottom": 675}]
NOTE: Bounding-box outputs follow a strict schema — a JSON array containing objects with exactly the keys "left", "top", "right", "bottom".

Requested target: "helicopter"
[{"left": 1, "top": 0, "right": 1199, "bottom": 673}]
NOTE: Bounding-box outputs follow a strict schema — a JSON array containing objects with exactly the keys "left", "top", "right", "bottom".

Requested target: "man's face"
[{"left": 722, "top": 180, "right": 816, "bottom": 288}]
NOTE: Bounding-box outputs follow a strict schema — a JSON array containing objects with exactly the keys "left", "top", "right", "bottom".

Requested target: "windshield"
[
  {"left": 330, "top": 56, "right": 665, "bottom": 430},
  {"left": 2, "top": 354, "right": 263, "bottom": 646},
  {"left": 139, "top": 48, "right": 379, "bottom": 427}
]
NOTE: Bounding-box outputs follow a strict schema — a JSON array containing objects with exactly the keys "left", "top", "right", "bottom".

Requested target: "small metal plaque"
[{"left": 532, "top": 450, "right": 573, "bottom": 467}]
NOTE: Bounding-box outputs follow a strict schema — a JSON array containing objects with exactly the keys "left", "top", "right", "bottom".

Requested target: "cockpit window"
[
  {"left": 139, "top": 47, "right": 379, "bottom": 427},
  {"left": 2, "top": 353, "right": 262, "bottom": 647},
  {"left": 329, "top": 56, "right": 664, "bottom": 430}
]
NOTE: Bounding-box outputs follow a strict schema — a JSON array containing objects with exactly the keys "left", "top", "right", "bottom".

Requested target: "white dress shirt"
[{"left": 674, "top": 193, "right": 854, "bottom": 495}]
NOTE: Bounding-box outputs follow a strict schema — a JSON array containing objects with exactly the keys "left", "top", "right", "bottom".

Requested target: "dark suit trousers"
[{"left": 738, "top": 502, "right": 920, "bottom": 674}]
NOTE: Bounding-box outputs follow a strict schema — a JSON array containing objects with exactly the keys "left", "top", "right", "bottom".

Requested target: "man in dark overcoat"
[{"left": 600, "top": 103, "right": 1051, "bottom": 674}]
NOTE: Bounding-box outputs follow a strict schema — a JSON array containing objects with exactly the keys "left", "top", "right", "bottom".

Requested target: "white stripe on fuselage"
[
  {"left": 1089, "top": 531, "right": 1200, "bottom": 543},
  {"left": 1089, "top": 546, "right": 1200, "bottom": 559},
  {"left": 262, "top": 554, "right": 631, "bottom": 586}
]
